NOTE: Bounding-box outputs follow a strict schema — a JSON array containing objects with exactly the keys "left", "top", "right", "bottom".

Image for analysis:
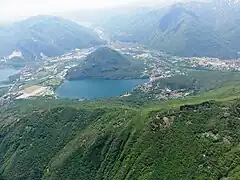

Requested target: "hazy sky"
[{"left": 0, "top": 0, "right": 174, "bottom": 22}]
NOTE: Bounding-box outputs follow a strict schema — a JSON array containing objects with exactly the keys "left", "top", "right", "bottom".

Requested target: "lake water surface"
[
  {"left": 0, "top": 68, "right": 19, "bottom": 82},
  {"left": 56, "top": 79, "right": 148, "bottom": 99}
]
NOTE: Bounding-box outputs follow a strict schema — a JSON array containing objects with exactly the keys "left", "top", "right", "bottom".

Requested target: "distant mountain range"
[
  {"left": 1, "top": 0, "right": 240, "bottom": 62},
  {"left": 0, "top": 15, "right": 103, "bottom": 61},
  {"left": 90, "top": 0, "right": 240, "bottom": 59},
  {"left": 66, "top": 47, "right": 144, "bottom": 80}
]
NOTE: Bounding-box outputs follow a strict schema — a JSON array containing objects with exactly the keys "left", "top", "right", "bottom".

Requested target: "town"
[{"left": 1, "top": 38, "right": 240, "bottom": 104}]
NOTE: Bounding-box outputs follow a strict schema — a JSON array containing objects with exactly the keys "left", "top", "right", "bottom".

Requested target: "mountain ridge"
[
  {"left": 97, "top": 1, "right": 240, "bottom": 58},
  {"left": 0, "top": 15, "right": 104, "bottom": 61}
]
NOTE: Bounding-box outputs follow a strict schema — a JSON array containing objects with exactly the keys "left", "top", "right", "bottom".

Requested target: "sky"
[{"left": 0, "top": 0, "right": 173, "bottom": 23}]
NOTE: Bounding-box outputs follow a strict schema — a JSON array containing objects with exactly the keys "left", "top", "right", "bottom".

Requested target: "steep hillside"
[
  {"left": 154, "top": 4, "right": 235, "bottom": 58},
  {"left": 2, "top": 96, "right": 240, "bottom": 179},
  {"left": 66, "top": 47, "right": 145, "bottom": 80},
  {"left": 2, "top": 70, "right": 240, "bottom": 179},
  {"left": 0, "top": 15, "right": 103, "bottom": 61}
]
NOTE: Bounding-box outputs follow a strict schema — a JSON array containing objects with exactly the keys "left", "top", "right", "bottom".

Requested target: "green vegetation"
[
  {"left": 2, "top": 94, "right": 240, "bottom": 179},
  {"left": 42, "top": 78, "right": 63, "bottom": 90},
  {"left": 0, "top": 87, "right": 8, "bottom": 97},
  {"left": 154, "top": 70, "right": 240, "bottom": 92},
  {"left": 2, "top": 2, "right": 240, "bottom": 179},
  {"left": 120, "top": 70, "right": 240, "bottom": 107},
  {"left": 2, "top": 70, "right": 240, "bottom": 179},
  {"left": 66, "top": 47, "right": 145, "bottom": 80},
  {"left": 0, "top": 174, "right": 4, "bottom": 180}
]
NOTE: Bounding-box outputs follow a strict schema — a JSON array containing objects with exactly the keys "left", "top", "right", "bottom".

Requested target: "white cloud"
[
  {"left": 0, "top": 0, "right": 184, "bottom": 23},
  {"left": 0, "top": 0, "right": 142, "bottom": 22}
]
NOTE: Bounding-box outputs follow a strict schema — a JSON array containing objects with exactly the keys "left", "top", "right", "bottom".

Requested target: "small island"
[{"left": 66, "top": 47, "right": 145, "bottom": 80}]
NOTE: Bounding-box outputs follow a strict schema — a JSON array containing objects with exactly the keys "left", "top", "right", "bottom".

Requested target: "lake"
[
  {"left": 56, "top": 79, "right": 148, "bottom": 99},
  {"left": 0, "top": 68, "right": 19, "bottom": 82}
]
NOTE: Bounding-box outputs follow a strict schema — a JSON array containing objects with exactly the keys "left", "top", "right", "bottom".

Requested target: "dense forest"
[
  {"left": 66, "top": 47, "right": 145, "bottom": 80},
  {"left": 2, "top": 0, "right": 240, "bottom": 179},
  {"left": 2, "top": 70, "right": 240, "bottom": 179},
  {"left": 2, "top": 98, "right": 240, "bottom": 179}
]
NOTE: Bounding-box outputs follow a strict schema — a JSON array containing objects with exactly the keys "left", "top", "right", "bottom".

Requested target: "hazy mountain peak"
[
  {"left": 226, "top": 0, "right": 240, "bottom": 4},
  {"left": 159, "top": 4, "right": 197, "bottom": 32},
  {"left": 0, "top": 15, "right": 103, "bottom": 61},
  {"left": 214, "top": 0, "right": 240, "bottom": 7}
]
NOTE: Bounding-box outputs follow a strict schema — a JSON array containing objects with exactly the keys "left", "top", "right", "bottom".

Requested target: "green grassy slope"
[
  {"left": 2, "top": 70, "right": 240, "bottom": 179},
  {"left": 2, "top": 97, "right": 240, "bottom": 179}
]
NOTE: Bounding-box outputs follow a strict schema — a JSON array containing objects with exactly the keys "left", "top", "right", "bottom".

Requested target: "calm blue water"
[
  {"left": 56, "top": 79, "right": 148, "bottom": 99},
  {"left": 0, "top": 68, "right": 19, "bottom": 82}
]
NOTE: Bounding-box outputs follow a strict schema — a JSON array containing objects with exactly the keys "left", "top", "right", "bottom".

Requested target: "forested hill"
[
  {"left": 2, "top": 69, "right": 240, "bottom": 179},
  {"left": 1, "top": 95, "right": 240, "bottom": 179},
  {"left": 66, "top": 47, "right": 144, "bottom": 80}
]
